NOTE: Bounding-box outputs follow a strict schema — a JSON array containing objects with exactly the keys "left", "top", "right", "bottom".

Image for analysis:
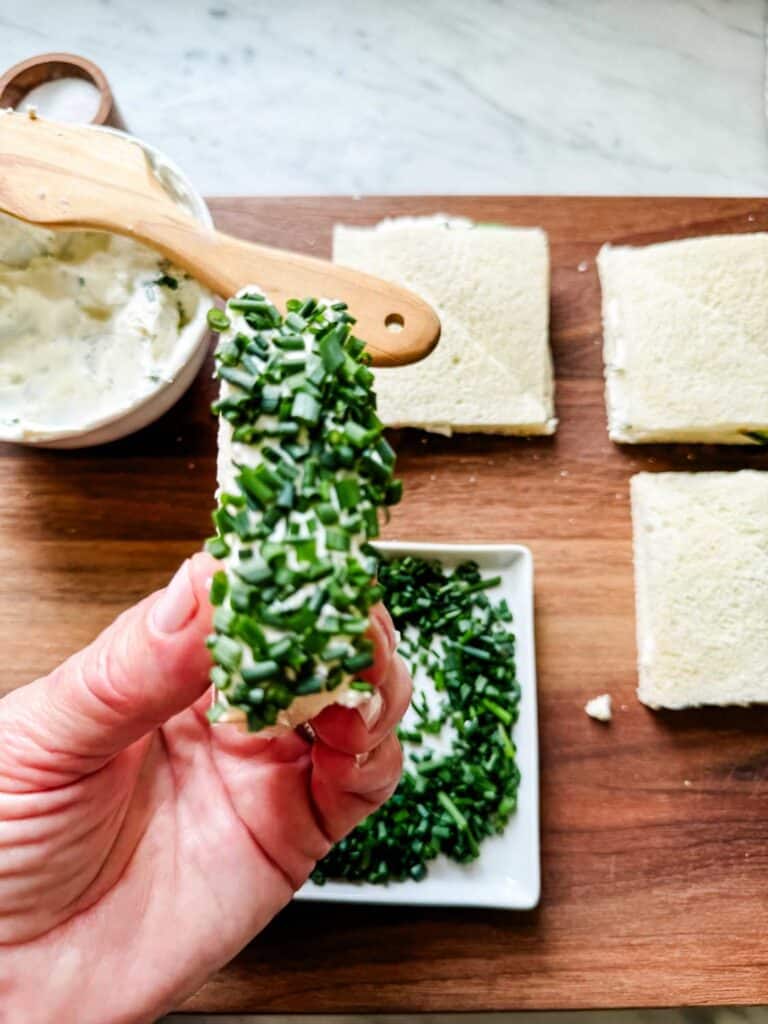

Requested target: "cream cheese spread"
[{"left": 0, "top": 212, "right": 205, "bottom": 440}]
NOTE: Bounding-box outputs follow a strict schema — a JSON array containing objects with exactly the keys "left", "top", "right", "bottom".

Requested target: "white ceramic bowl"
[{"left": 0, "top": 127, "right": 214, "bottom": 449}]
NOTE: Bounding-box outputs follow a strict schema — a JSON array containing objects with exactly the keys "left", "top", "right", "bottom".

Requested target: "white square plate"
[{"left": 295, "top": 540, "right": 540, "bottom": 910}]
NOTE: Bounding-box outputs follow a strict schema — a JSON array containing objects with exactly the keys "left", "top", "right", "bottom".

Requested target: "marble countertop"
[
  {"left": 3, "top": 2, "right": 768, "bottom": 1022},
  {"left": 2, "top": 0, "right": 767, "bottom": 197}
]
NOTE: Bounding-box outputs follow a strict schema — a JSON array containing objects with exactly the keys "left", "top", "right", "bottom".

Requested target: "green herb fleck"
[
  {"left": 154, "top": 273, "right": 179, "bottom": 290},
  {"left": 207, "top": 308, "right": 231, "bottom": 332}
]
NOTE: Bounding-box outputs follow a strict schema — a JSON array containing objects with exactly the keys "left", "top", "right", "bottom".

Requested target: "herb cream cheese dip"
[{"left": 0, "top": 211, "right": 206, "bottom": 441}]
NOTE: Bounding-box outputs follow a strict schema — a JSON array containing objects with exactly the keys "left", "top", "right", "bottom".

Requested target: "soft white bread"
[
  {"left": 631, "top": 471, "right": 768, "bottom": 709},
  {"left": 599, "top": 234, "right": 768, "bottom": 444},
  {"left": 333, "top": 215, "right": 555, "bottom": 436}
]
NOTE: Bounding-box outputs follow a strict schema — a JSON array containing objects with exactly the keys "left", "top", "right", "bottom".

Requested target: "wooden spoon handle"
[
  {"left": 135, "top": 218, "right": 440, "bottom": 368},
  {"left": 0, "top": 114, "right": 439, "bottom": 364}
]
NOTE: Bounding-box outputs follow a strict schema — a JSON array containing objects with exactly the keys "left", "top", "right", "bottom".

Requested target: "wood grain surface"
[{"left": 2, "top": 197, "right": 768, "bottom": 1013}]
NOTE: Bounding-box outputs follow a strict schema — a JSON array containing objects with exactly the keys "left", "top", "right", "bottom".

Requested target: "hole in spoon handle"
[{"left": 385, "top": 312, "right": 405, "bottom": 333}]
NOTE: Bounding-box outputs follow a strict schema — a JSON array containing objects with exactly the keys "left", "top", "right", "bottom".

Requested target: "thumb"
[{"left": 0, "top": 552, "right": 217, "bottom": 789}]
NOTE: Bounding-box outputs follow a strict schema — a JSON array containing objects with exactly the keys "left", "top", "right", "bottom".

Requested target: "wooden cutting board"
[{"left": 2, "top": 196, "right": 768, "bottom": 1013}]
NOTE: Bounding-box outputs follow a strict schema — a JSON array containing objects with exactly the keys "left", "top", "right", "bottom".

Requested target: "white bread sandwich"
[
  {"left": 631, "top": 470, "right": 768, "bottom": 709},
  {"left": 205, "top": 288, "right": 400, "bottom": 732},
  {"left": 333, "top": 215, "right": 555, "bottom": 436},
  {"left": 599, "top": 234, "right": 768, "bottom": 445}
]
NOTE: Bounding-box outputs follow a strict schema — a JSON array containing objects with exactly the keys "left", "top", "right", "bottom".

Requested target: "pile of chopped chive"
[
  {"left": 312, "top": 555, "right": 521, "bottom": 885},
  {"left": 205, "top": 291, "right": 401, "bottom": 732}
]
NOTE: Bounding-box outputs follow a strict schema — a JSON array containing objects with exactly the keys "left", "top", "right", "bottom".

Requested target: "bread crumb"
[{"left": 585, "top": 693, "right": 612, "bottom": 722}]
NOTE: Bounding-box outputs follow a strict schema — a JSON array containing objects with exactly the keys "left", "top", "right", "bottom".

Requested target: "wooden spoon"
[{"left": 0, "top": 112, "right": 440, "bottom": 367}]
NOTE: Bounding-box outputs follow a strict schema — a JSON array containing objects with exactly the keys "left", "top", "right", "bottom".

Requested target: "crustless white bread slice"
[
  {"left": 333, "top": 215, "right": 555, "bottom": 436},
  {"left": 631, "top": 471, "right": 768, "bottom": 709},
  {"left": 599, "top": 234, "right": 768, "bottom": 444}
]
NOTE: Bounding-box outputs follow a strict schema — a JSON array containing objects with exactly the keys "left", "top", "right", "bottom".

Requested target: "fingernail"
[
  {"left": 358, "top": 690, "right": 383, "bottom": 731},
  {"left": 386, "top": 622, "right": 397, "bottom": 655},
  {"left": 381, "top": 612, "right": 397, "bottom": 655},
  {"left": 372, "top": 606, "right": 397, "bottom": 656},
  {"left": 152, "top": 562, "right": 198, "bottom": 634}
]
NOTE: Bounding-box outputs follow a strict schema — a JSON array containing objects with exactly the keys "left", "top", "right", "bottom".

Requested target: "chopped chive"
[
  {"left": 262, "top": 640, "right": 289, "bottom": 665},
  {"left": 154, "top": 273, "right": 179, "bottom": 290},
  {"left": 325, "top": 527, "right": 350, "bottom": 551},
  {"left": 228, "top": 297, "right": 274, "bottom": 313},
  {"left": 313, "top": 555, "right": 520, "bottom": 887},
  {"left": 274, "top": 334, "right": 306, "bottom": 351},
  {"left": 482, "top": 697, "right": 513, "bottom": 726},
  {"left": 316, "top": 503, "right": 338, "bottom": 525},
  {"left": 343, "top": 650, "right": 375, "bottom": 672},
  {"left": 211, "top": 635, "right": 242, "bottom": 671},
  {"left": 320, "top": 329, "right": 345, "bottom": 371},
  {"left": 209, "top": 571, "right": 229, "bottom": 606},
  {"left": 293, "top": 538, "right": 317, "bottom": 563},
  {"left": 285, "top": 311, "right": 307, "bottom": 331},
  {"left": 234, "top": 561, "right": 272, "bottom": 586},
  {"left": 205, "top": 535, "right": 231, "bottom": 559},
  {"left": 208, "top": 308, "right": 231, "bottom": 331},
  {"left": 242, "top": 660, "right": 279, "bottom": 684},
  {"left": 219, "top": 366, "right": 257, "bottom": 392},
  {"left": 384, "top": 479, "right": 403, "bottom": 505},
  {"left": 437, "top": 792, "right": 479, "bottom": 856},
  {"left": 344, "top": 420, "right": 370, "bottom": 447},
  {"left": 296, "top": 675, "right": 324, "bottom": 695},
  {"left": 335, "top": 477, "right": 361, "bottom": 509},
  {"left": 291, "top": 391, "right": 321, "bottom": 425}
]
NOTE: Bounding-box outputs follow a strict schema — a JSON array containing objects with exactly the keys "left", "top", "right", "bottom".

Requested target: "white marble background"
[
  {"left": 2, "top": 0, "right": 768, "bottom": 196},
  {"left": 3, "top": 1, "right": 768, "bottom": 1021}
]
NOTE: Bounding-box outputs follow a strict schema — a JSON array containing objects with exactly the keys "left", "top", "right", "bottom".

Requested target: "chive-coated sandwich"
[{"left": 204, "top": 290, "right": 401, "bottom": 732}]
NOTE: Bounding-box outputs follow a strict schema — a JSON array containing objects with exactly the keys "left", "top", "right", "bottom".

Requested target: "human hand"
[{"left": 0, "top": 553, "right": 410, "bottom": 1023}]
